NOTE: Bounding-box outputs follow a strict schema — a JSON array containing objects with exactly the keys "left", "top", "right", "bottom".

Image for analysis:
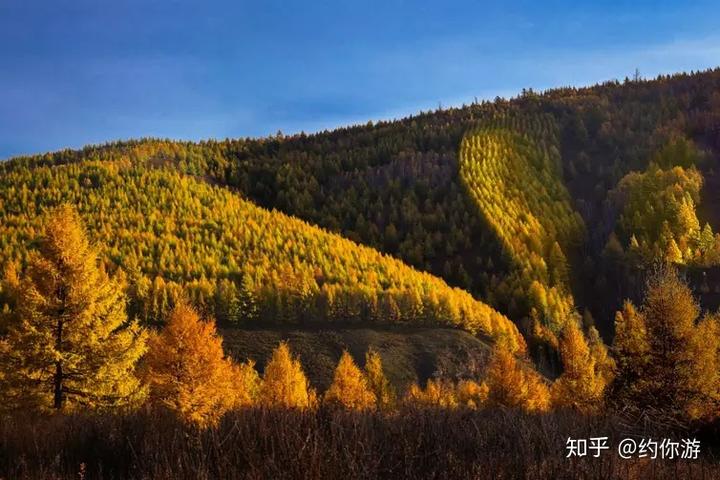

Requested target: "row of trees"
[
  {"left": 0, "top": 206, "right": 541, "bottom": 425},
  {"left": 3, "top": 205, "right": 718, "bottom": 427},
  {"left": 0, "top": 207, "right": 537, "bottom": 425},
  {"left": 1, "top": 119, "right": 510, "bottom": 301},
  {"left": 459, "top": 114, "right": 585, "bottom": 348}
]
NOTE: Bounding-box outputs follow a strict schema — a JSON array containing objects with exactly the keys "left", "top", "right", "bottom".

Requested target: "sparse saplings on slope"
[
  {"left": 261, "top": 342, "right": 315, "bottom": 409},
  {"left": 455, "top": 379, "right": 489, "bottom": 409},
  {"left": 0, "top": 205, "right": 147, "bottom": 412},
  {"left": 324, "top": 350, "right": 376, "bottom": 410},
  {"left": 403, "top": 378, "right": 488, "bottom": 410},
  {"left": 142, "top": 303, "right": 254, "bottom": 426}
]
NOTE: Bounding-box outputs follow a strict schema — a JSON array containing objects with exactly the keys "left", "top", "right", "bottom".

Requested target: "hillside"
[
  {"left": 7, "top": 2, "right": 720, "bottom": 476},
  {"left": 0, "top": 158, "right": 525, "bottom": 353},
  {"left": 4, "top": 69, "right": 720, "bottom": 347},
  {"left": 222, "top": 326, "right": 494, "bottom": 391}
]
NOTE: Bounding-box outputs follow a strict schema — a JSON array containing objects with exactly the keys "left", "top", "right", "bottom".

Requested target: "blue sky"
[{"left": 1, "top": 0, "right": 720, "bottom": 159}]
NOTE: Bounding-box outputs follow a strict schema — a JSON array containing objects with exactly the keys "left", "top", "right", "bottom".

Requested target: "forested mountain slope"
[
  {"left": 0, "top": 159, "right": 525, "bottom": 353},
  {"left": 4, "top": 68, "right": 720, "bottom": 341},
  {"left": 459, "top": 114, "right": 585, "bottom": 338}
]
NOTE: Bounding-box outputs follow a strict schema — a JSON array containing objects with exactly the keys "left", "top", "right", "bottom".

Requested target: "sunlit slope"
[
  {"left": 459, "top": 115, "right": 585, "bottom": 332},
  {"left": 0, "top": 159, "right": 525, "bottom": 353},
  {"left": 6, "top": 70, "right": 718, "bottom": 338}
]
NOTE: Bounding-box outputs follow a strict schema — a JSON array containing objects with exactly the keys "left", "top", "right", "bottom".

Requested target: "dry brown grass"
[{"left": 1, "top": 407, "right": 719, "bottom": 479}]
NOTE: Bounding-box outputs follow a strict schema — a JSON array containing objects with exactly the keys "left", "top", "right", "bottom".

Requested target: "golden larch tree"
[
  {"left": 666, "top": 238, "right": 683, "bottom": 264},
  {"left": 612, "top": 300, "right": 649, "bottom": 394},
  {"left": 613, "top": 268, "right": 720, "bottom": 419},
  {"left": 0, "top": 262, "right": 20, "bottom": 333},
  {"left": 261, "top": 341, "right": 314, "bottom": 409},
  {"left": 142, "top": 302, "right": 252, "bottom": 426},
  {"left": 324, "top": 350, "right": 376, "bottom": 410},
  {"left": 551, "top": 321, "right": 609, "bottom": 413},
  {"left": 364, "top": 349, "right": 396, "bottom": 410},
  {"left": 587, "top": 326, "right": 615, "bottom": 389},
  {"left": 485, "top": 344, "right": 550, "bottom": 412},
  {"left": 0, "top": 205, "right": 147, "bottom": 411},
  {"left": 636, "top": 269, "right": 697, "bottom": 415},
  {"left": 235, "top": 360, "right": 262, "bottom": 407}
]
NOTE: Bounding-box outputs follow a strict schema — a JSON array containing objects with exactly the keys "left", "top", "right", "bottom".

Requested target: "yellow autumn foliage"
[
  {"left": 364, "top": 349, "right": 397, "bottom": 411},
  {"left": 613, "top": 269, "right": 720, "bottom": 420},
  {"left": 261, "top": 342, "right": 314, "bottom": 409},
  {"left": 456, "top": 379, "right": 489, "bottom": 409},
  {"left": 688, "top": 314, "right": 720, "bottom": 420},
  {"left": 234, "top": 360, "right": 262, "bottom": 408},
  {"left": 0, "top": 205, "right": 147, "bottom": 412},
  {"left": 0, "top": 160, "right": 526, "bottom": 354},
  {"left": 142, "top": 303, "right": 248, "bottom": 426},
  {"left": 405, "top": 379, "right": 458, "bottom": 409},
  {"left": 485, "top": 345, "right": 550, "bottom": 413},
  {"left": 459, "top": 114, "right": 584, "bottom": 331},
  {"left": 551, "top": 321, "right": 609, "bottom": 413},
  {"left": 324, "top": 351, "right": 376, "bottom": 410}
]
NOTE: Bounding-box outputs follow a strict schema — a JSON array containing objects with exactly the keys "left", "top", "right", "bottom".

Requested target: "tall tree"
[
  {"left": 548, "top": 241, "right": 570, "bottom": 287},
  {"left": 0, "top": 205, "right": 147, "bottom": 411},
  {"left": 141, "top": 302, "right": 253, "bottom": 426},
  {"left": 612, "top": 268, "right": 720, "bottom": 419},
  {"left": 640, "top": 268, "right": 697, "bottom": 414},
  {"left": 587, "top": 326, "right": 615, "bottom": 389},
  {"left": 551, "top": 321, "right": 610, "bottom": 413},
  {"left": 611, "top": 299, "right": 649, "bottom": 406},
  {"left": 687, "top": 314, "right": 720, "bottom": 420}
]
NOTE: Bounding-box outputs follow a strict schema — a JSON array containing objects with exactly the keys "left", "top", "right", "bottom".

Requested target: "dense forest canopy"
[
  {"left": 0, "top": 159, "right": 524, "bottom": 352},
  {"left": 3, "top": 68, "right": 720, "bottom": 352},
  {"left": 460, "top": 114, "right": 584, "bottom": 341}
]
